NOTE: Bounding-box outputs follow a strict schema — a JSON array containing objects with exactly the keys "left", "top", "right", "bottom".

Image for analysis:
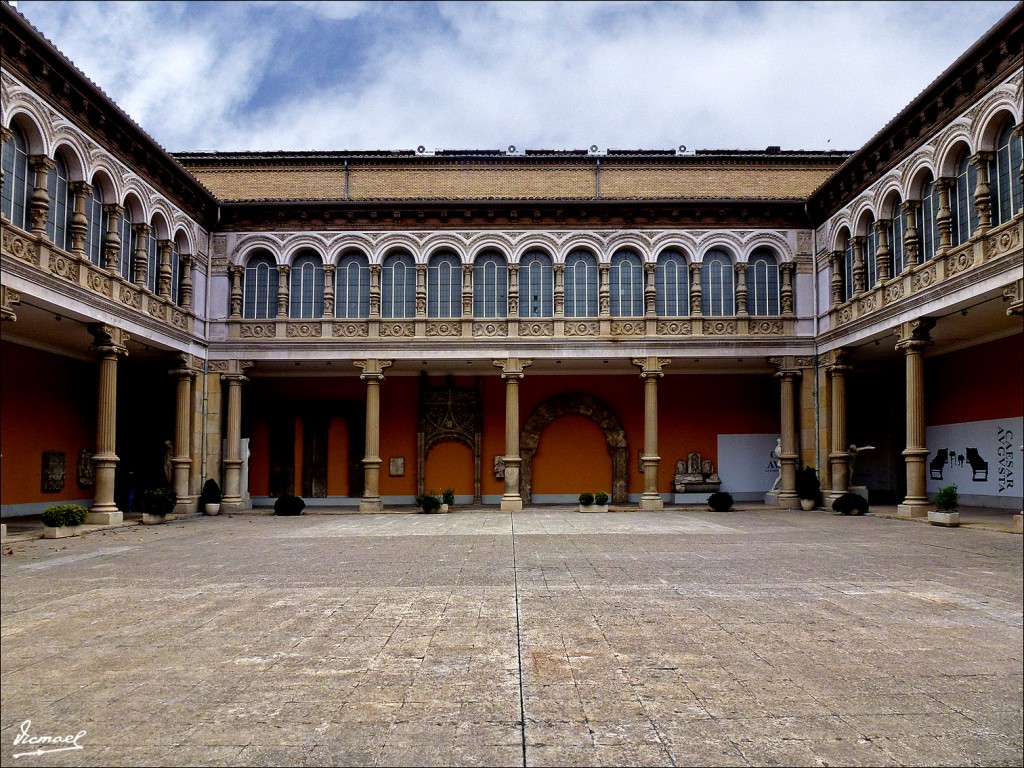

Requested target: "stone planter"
[
  {"left": 141, "top": 513, "right": 167, "bottom": 525},
  {"left": 204, "top": 503, "right": 221, "bottom": 516},
  {"left": 928, "top": 510, "right": 960, "bottom": 527},
  {"left": 440, "top": 503, "right": 449, "bottom": 514},
  {"left": 43, "top": 525, "right": 81, "bottom": 539},
  {"left": 579, "top": 504, "right": 609, "bottom": 513},
  {"left": 799, "top": 498, "right": 817, "bottom": 511}
]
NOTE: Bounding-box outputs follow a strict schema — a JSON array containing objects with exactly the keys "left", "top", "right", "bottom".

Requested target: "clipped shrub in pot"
[
  {"left": 415, "top": 493, "right": 442, "bottom": 514},
  {"left": 41, "top": 504, "right": 89, "bottom": 538},
  {"left": 140, "top": 487, "right": 175, "bottom": 524},
  {"left": 929, "top": 484, "right": 960, "bottom": 527},
  {"left": 832, "top": 492, "right": 868, "bottom": 516},
  {"left": 200, "top": 478, "right": 222, "bottom": 515},
  {"left": 707, "top": 491, "right": 733, "bottom": 512},
  {"left": 795, "top": 466, "right": 821, "bottom": 510},
  {"left": 274, "top": 493, "right": 306, "bottom": 516}
]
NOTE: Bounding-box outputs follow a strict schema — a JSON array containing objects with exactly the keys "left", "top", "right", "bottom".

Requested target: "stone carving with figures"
[{"left": 673, "top": 453, "right": 722, "bottom": 494}]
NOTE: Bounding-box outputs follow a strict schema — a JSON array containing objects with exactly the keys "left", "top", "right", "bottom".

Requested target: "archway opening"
[{"left": 532, "top": 415, "right": 612, "bottom": 497}]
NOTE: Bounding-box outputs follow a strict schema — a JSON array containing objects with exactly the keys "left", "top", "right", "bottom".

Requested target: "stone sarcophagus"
[{"left": 673, "top": 453, "right": 721, "bottom": 494}]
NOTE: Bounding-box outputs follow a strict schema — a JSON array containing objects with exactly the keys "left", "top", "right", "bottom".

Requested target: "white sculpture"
[
  {"left": 848, "top": 444, "right": 876, "bottom": 486},
  {"left": 770, "top": 437, "right": 782, "bottom": 491}
]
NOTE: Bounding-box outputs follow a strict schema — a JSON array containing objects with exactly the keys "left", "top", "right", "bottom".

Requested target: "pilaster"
[
  {"left": 355, "top": 359, "right": 393, "bottom": 512},
  {"left": 632, "top": 356, "right": 670, "bottom": 510},
  {"left": 895, "top": 318, "right": 936, "bottom": 518},
  {"left": 494, "top": 357, "right": 533, "bottom": 511}
]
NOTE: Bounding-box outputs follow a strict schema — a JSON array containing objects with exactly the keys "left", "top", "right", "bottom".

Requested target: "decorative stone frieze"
[
  {"left": 2, "top": 227, "right": 36, "bottom": 264},
  {"left": 611, "top": 320, "right": 645, "bottom": 336},
  {"left": 426, "top": 320, "right": 462, "bottom": 337},
  {"left": 49, "top": 253, "right": 79, "bottom": 281},
  {"left": 564, "top": 320, "right": 599, "bottom": 336},
  {"left": 240, "top": 322, "right": 276, "bottom": 338},
  {"left": 748, "top": 319, "right": 783, "bottom": 335},
  {"left": 656, "top": 320, "right": 692, "bottom": 335},
  {"left": 473, "top": 321, "right": 507, "bottom": 337},
  {"left": 703, "top": 319, "right": 737, "bottom": 335},
  {"left": 332, "top": 321, "right": 369, "bottom": 337},
  {"left": 380, "top": 321, "right": 415, "bottom": 337},
  {"left": 86, "top": 269, "right": 112, "bottom": 297},
  {"left": 518, "top": 320, "right": 554, "bottom": 336},
  {"left": 286, "top": 322, "right": 323, "bottom": 338}
]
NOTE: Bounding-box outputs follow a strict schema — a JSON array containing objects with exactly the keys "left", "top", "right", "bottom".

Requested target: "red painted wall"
[
  {"left": 1, "top": 341, "right": 97, "bottom": 505},
  {"left": 925, "top": 334, "right": 1023, "bottom": 426}
]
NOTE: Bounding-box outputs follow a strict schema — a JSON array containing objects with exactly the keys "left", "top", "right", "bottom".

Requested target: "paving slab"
[{"left": 1, "top": 508, "right": 1021, "bottom": 766}]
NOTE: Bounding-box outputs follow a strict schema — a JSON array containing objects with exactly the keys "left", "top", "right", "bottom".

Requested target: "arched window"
[
  {"left": 289, "top": 251, "right": 325, "bottom": 318},
  {"left": 889, "top": 204, "right": 906, "bottom": 277},
  {"left": 335, "top": 252, "right": 370, "bottom": 319},
  {"left": 655, "top": 250, "right": 689, "bottom": 316},
  {"left": 951, "top": 154, "right": 976, "bottom": 246},
  {"left": 243, "top": 251, "right": 279, "bottom": 319},
  {"left": 701, "top": 249, "right": 735, "bottom": 316},
  {"left": 519, "top": 250, "right": 553, "bottom": 318},
  {"left": 118, "top": 209, "right": 136, "bottom": 281},
  {"left": 864, "top": 221, "right": 879, "bottom": 288},
  {"left": 46, "top": 154, "right": 72, "bottom": 250},
  {"left": 991, "top": 121, "right": 1023, "bottom": 225},
  {"left": 381, "top": 251, "right": 416, "bottom": 319},
  {"left": 842, "top": 237, "right": 855, "bottom": 301},
  {"left": 746, "top": 248, "right": 780, "bottom": 316},
  {"left": 1, "top": 123, "right": 31, "bottom": 229},
  {"left": 609, "top": 249, "right": 643, "bottom": 317},
  {"left": 146, "top": 224, "right": 160, "bottom": 294},
  {"left": 427, "top": 251, "right": 462, "bottom": 318},
  {"left": 83, "top": 184, "right": 106, "bottom": 266},
  {"left": 473, "top": 251, "right": 508, "bottom": 318},
  {"left": 564, "top": 250, "right": 598, "bottom": 317},
  {"left": 920, "top": 178, "right": 940, "bottom": 261}
]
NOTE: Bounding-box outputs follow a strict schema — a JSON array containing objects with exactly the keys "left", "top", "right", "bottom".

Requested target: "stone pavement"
[{"left": 1, "top": 508, "right": 1021, "bottom": 767}]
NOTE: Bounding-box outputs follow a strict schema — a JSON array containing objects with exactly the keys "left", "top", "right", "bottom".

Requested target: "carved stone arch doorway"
[
  {"left": 520, "top": 393, "right": 628, "bottom": 504},
  {"left": 417, "top": 375, "right": 483, "bottom": 503}
]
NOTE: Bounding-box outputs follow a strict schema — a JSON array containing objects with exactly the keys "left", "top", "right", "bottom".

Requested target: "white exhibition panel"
[
  {"left": 925, "top": 417, "right": 1021, "bottom": 504},
  {"left": 717, "top": 433, "right": 782, "bottom": 494}
]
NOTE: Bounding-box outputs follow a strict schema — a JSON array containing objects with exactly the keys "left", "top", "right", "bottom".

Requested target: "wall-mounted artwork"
[
  {"left": 77, "top": 449, "right": 95, "bottom": 488},
  {"left": 42, "top": 451, "right": 66, "bottom": 492},
  {"left": 389, "top": 457, "right": 405, "bottom": 477}
]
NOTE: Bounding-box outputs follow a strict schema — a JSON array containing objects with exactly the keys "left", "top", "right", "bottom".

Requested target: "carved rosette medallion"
[
  {"left": 171, "top": 309, "right": 188, "bottom": 329},
  {"left": 473, "top": 321, "right": 507, "bottom": 337},
  {"left": 332, "top": 322, "right": 369, "bottom": 337},
  {"left": 985, "top": 223, "right": 1021, "bottom": 257},
  {"left": 656, "top": 320, "right": 692, "bottom": 335},
  {"left": 49, "top": 254, "right": 79, "bottom": 281},
  {"left": 946, "top": 248, "right": 975, "bottom": 276},
  {"left": 858, "top": 295, "right": 876, "bottom": 315},
  {"left": 702, "top": 319, "right": 737, "bottom": 335},
  {"left": 748, "top": 319, "right": 783, "bottom": 335},
  {"left": 2, "top": 228, "right": 36, "bottom": 264},
  {"left": 240, "top": 323, "right": 276, "bottom": 338},
  {"left": 611, "top": 320, "right": 645, "bottom": 336},
  {"left": 286, "top": 322, "right": 323, "bottom": 338},
  {"left": 426, "top": 321, "right": 462, "bottom": 337},
  {"left": 86, "top": 269, "right": 111, "bottom": 297},
  {"left": 146, "top": 301, "right": 167, "bottom": 320},
  {"left": 565, "top": 321, "right": 599, "bottom": 336},
  {"left": 911, "top": 263, "right": 938, "bottom": 291},
  {"left": 884, "top": 283, "right": 904, "bottom": 303},
  {"left": 380, "top": 321, "right": 414, "bottom": 338},
  {"left": 518, "top": 321, "right": 554, "bottom": 337}
]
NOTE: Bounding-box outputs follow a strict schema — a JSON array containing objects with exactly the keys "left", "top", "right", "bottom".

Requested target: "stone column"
[
  {"left": 170, "top": 356, "right": 196, "bottom": 512},
  {"left": 1, "top": 285, "right": 22, "bottom": 322},
  {"left": 829, "top": 250, "right": 844, "bottom": 306},
  {"left": 632, "top": 356, "right": 670, "bottom": 510},
  {"left": 69, "top": 181, "right": 91, "bottom": 258},
  {"left": 28, "top": 156, "right": 55, "bottom": 237},
  {"left": 780, "top": 262, "right": 796, "bottom": 316},
  {"left": 462, "top": 263, "right": 473, "bottom": 317},
  {"left": 229, "top": 265, "right": 243, "bottom": 318},
  {"left": 598, "top": 263, "right": 611, "bottom": 317},
  {"left": 87, "top": 324, "right": 129, "bottom": 525},
  {"left": 221, "top": 362, "right": 253, "bottom": 511},
  {"left": 322, "top": 264, "right": 336, "bottom": 317},
  {"left": 689, "top": 263, "right": 703, "bottom": 316},
  {"left": 179, "top": 254, "right": 193, "bottom": 310},
  {"left": 643, "top": 263, "right": 657, "bottom": 317},
  {"left": 825, "top": 348, "right": 852, "bottom": 502},
  {"left": 935, "top": 178, "right": 953, "bottom": 255},
  {"left": 133, "top": 224, "right": 149, "bottom": 286},
  {"left": 851, "top": 236, "right": 866, "bottom": 295},
  {"left": 874, "top": 220, "right": 891, "bottom": 283},
  {"left": 494, "top": 357, "right": 532, "bottom": 511},
  {"left": 901, "top": 201, "right": 920, "bottom": 268},
  {"left": 0, "top": 126, "right": 9, "bottom": 224},
  {"left": 369, "top": 264, "right": 382, "bottom": 319},
  {"left": 103, "top": 204, "right": 123, "bottom": 272},
  {"left": 770, "top": 357, "right": 801, "bottom": 508},
  {"left": 508, "top": 264, "right": 520, "bottom": 318},
  {"left": 734, "top": 263, "right": 748, "bottom": 316},
  {"left": 355, "top": 359, "right": 393, "bottom": 512},
  {"left": 553, "top": 264, "right": 565, "bottom": 317},
  {"left": 415, "top": 264, "right": 427, "bottom": 319},
  {"left": 895, "top": 318, "right": 935, "bottom": 518},
  {"left": 970, "top": 152, "right": 993, "bottom": 235},
  {"left": 276, "top": 265, "right": 290, "bottom": 317},
  {"left": 157, "top": 240, "right": 173, "bottom": 298}
]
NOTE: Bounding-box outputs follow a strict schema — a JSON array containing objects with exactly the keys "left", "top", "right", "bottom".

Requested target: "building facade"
[{"left": 1, "top": 2, "right": 1021, "bottom": 523}]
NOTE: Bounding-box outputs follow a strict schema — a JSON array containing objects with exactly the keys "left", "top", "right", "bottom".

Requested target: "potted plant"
[
  {"left": 41, "top": 504, "right": 88, "bottom": 538},
  {"left": 929, "top": 484, "right": 960, "bottom": 526},
  {"left": 415, "top": 492, "right": 442, "bottom": 514},
  {"left": 139, "top": 487, "right": 176, "bottom": 524},
  {"left": 593, "top": 491, "right": 609, "bottom": 512},
  {"left": 707, "top": 491, "right": 733, "bottom": 512},
  {"left": 795, "top": 466, "right": 821, "bottom": 511},
  {"left": 831, "top": 492, "right": 868, "bottom": 516},
  {"left": 578, "top": 492, "right": 595, "bottom": 512},
  {"left": 441, "top": 488, "right": 455, "bottom": 513},
  {"left": 274, "top": 493, "right": 306, "bottom": 516},
  {"left": 200, "top": 478, "right": 222, "bottom": 516}
]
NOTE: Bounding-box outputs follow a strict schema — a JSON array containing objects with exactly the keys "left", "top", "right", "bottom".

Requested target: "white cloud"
[{"left": 14, "top": 0, "right": 1018, "bottom": 153}]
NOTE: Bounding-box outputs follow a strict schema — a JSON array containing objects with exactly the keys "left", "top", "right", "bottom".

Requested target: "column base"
[
  {"left": 221, "top": 499, "right": 245, "bottom": 513},
  {"left": 1014, "top": 514, "right": 1022, "bottom": 534},
  {"left": 776, "top": 492, "right": 800, "bottom": 509},
  {"left": 173, "top": 498, "right": 198, "bottom": 516},
  {"left": 359, "top": 497, "right": 384, "bottom": 513},
  {"left": 639, "top": 494, "right": 664, "bottom": 511},
  {"left": 764, "top": 490, "right": 779, "bottom": 506},
  {"left": 897, "top": 502, "right": 930, "bottom": 519},
  {"left": 86, "top": 510, "right": 123, "bottom": 526},
  {"left": 500, "top": 496, "right": 523, "bottom": 512}
]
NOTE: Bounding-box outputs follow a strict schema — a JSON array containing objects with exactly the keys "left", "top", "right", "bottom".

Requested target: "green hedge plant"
[
  {"left": 578, "top": 492, "right": 595, "bottom": 506},
  {"left": 274, "top": 494, "right": 306, "bottom": 516},
  {"left": 140, "top": 488, "right": 176, "bottom": 515},
  {"left": 41, "top": 504, "right": 89, "bottom": 528},
  {"left": 594, "top": 491, "right": 609, "bottom": 505},
  {"left": 832, "top": 492, "right": 868, "bottom": 515},
  {"left": 934, "top": 485, "right": 959, "bottom": 511},
  {"left": 707, "top": 491, "right": 733, "bottom": 512},
  {"left": 200, "top": 478, "right": 222, "bottom": 505},
  {"left": 415, "top": 493, "right": 442, "bottom": 514},
  {"left": 442, "top": 488, "right": 456, "bottom": 506}
]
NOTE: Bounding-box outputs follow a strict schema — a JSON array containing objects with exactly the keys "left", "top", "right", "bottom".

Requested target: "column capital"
[
  {"left": 1004, "top": 279, "right": 1023, "bottom": 316},
  {"left": 169, "top": 352, "right": 201, "bottom": 378},
  {"left": 355, "top": 358, "right": 393, "bottom": 380},
  {"left": 87, "top": 323, "right": 129, "bottom": 357},
  {"left": 969, "top": 151, "right": 994, "bottom": 166},
  {"left": 220, "top": 359, "right": 254, "bottom": 383},
  {"left": 631, "top": 356, "right": 670, "bottom": 377},
  {"left": 767, "top": 355, "right": 801, "bottom": 377},
  {"left": 29, "top": 155, "right": 56, "bottom": 172},
  {"left": 934, "top": 176, "right": 954, "bottom": 192},
  {"left": 824, "top": 347, "right": 852, "bottom": 374},
  {"left": 895, "top": 317, "right": 936, "bottom": 352},
  {"left": 873, "top": 218, "right": 891, "bottom": 233},
  {"left": 1, "top": 285, "right": 22, "bottom": 322},
  {"left": 493, "top": 357, "right": 532, "bottom": 378},
  {"left": 70, "top": 180, "right": 93, "bottom": 197},
  {"left": 132, "top": 222, "right": 151, "bottom": 238},
  {"left": 102, "top": 203, "right": 124, "bottom": 219}
]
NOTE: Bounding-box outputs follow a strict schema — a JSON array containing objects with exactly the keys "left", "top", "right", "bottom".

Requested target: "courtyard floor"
[{"left": 1, "top": 507, "right": 1021, "bottom": 767}]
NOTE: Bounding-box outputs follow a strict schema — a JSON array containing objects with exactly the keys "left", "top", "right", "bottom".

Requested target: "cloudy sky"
[{"left": 13, "top": 0, "right": 1019, "bottom": 154}]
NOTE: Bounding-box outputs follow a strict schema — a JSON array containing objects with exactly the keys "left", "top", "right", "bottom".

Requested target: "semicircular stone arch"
[{"left": 520, "top": 393, "right": 628, "bottom": 504}]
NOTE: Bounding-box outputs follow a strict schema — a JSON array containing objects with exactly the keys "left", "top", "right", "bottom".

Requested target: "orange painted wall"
[
  {"left": 925, "top": 334, "right": 1023, "bottom": 426},
  {"left": 1, "top": 341, "right": 97, "bottom": 505},
  {"left": 378, "top": 377, "right": 419, "bottom": 496},
  {"left": 327, "top": 417, "right": 349, "bottom": 496},
  {"left": 533, "top": 414, "right": 612, "bottom": 494},
  {"left": 423, "top": 441, "right": 474, "bottom": 496}
]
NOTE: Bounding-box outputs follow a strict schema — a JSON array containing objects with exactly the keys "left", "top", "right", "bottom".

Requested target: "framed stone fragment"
[
  {"left": 42, "top": 451, "right": 66, "bottom": 492},
  {"left": 77, "top": 448, "right": 95, "bottom": 488},
  {"left": 389, "top": 457, "right": 405, "bottom": 477}
]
